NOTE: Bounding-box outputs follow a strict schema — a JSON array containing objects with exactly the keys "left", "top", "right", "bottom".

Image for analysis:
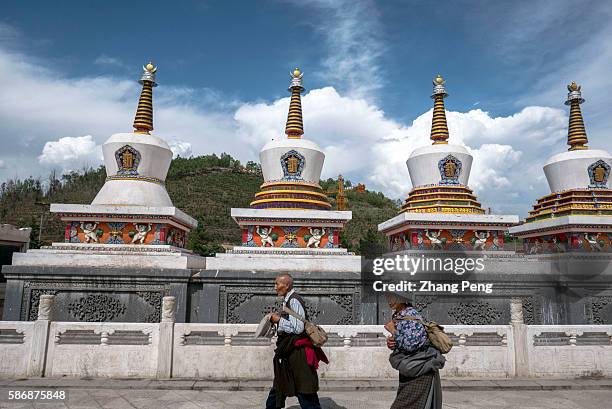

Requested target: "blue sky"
[{"left": 1, "top": 0, "right": 611, "bottom": 217}]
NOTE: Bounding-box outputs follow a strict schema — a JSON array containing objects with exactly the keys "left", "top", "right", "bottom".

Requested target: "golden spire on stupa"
[
  {"left": 565, "top": 81, "right": 588, "bottom": 151},
  {"left": 285, "top": 68, "right": 305, "bottom": 139},
  {"left": 133, "top": 62, "right": 158, "bottom": 134},
  {"left": 430, "top": 74, "right": 449, "bottom": 144}
]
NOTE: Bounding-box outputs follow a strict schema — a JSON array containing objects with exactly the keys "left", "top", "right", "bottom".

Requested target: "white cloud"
[
  {"left": 0, "top": 24, "right": 585, "bottom": 217},
  {"left": 0, "top": 43, "right": 240, "bottom": 182},
  {"left": 0, "top": 23, "right": 19, "bottom": 41},
  {"left": 290, "top": 0, "right": 384, "bottom": 99},
  {"left": 235, "top": 87, "right": 401, "bottom": 176},
  {"left": 0, "top": 159, "right": 5, "bottom": 169},
  {"left": 469, "top": 144, "right": 522, "bottom": 191},
  {"left": 38, "top": 135, "right": 103, "bottom": 171},
  {"left": 368, "top": 106, "right": 566, "bottom": 215},
  {"left": 169, "top": 140, "right": 193, "bottom": 158},
  {"left": 233, "top": 86, "right": 567, "bottom": 215},
  {"left": 94, "top": 55, "right": 124, "bottom": 68}
]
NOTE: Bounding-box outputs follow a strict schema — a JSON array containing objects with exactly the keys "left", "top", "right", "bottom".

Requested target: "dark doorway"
[{"left": 0, "top": 244, "right": 21, "bottom": 317}]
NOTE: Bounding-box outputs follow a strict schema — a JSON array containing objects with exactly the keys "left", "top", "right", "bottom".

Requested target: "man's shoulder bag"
[
  {"left": 399, "top": 316, "right": 453, "bottom": 354},
  {"left": 282, "top": 305, "right": 328, "bottom": 348}
]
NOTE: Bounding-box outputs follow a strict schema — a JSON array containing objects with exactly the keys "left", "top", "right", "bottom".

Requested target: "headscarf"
[{"left": 384, "top": 292, "right": 412, "bottom": 307}]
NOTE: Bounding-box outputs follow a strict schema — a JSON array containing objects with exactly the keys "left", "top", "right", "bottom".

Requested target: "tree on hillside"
[
  {"left": 358, "top": 228, "right": 387, "bottom": 259},
  {"left": 0, "top": 155, "right": 399, "bottom": 254},
  {"left": 245, "top": 161, "right": 262, "bottom": 175},
  {"left": 187, "top": 225, "right": 226, "bottom": 256}
]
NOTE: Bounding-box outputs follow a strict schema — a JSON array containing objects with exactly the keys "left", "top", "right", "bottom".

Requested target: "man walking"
[{"left": 266, "top": 273, "right": 324, "bottom": 409}]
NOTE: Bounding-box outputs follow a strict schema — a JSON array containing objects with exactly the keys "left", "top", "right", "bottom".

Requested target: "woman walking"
[{"left": 384, "top": 294, "right": 445, "bottom": 409}]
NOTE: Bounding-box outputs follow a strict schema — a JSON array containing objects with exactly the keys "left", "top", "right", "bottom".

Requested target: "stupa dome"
[
  {"left": 544, "top": 149, "right": 612, "bottom": 193},
  {"left": 407, "top": 143, "right": 472, "bottom": 188},
  {"left": 260, "top": 138, "right": 324, "bottom": 184}
]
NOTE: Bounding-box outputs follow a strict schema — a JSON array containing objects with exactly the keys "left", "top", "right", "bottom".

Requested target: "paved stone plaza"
[
  {"left": 1, "top": 379, "right": 611, "bottom": 409},
  {"left": 1, "top": 388, "right": 612, "bottom": 409}
]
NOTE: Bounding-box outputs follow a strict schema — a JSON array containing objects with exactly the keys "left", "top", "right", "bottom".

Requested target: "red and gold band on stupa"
[
  {"left": 526, "top": 189, "right": 612, "bottom": 222},
  {"left": 250, "top": 68, "right": 331, "bottom": 210},
  {"left": 400, "top": 75, "right": 485, "bottom": 215},
  {"left": 400, "top": 185, "right": 484, "bottom": 214},
  {"left": 250, "top": 181, "right": 331, "bottom": 210},
  {"left": 526, "top": 82, "right": 612, "bottom": 222}
]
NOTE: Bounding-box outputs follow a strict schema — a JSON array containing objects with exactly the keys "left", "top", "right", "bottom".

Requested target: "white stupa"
[
  {"left": 378, "top": 75, "right": 518, "bottom": 252},
  {"left": 510, "top": 82, "right": 612, "bottom": 253},
  {"left": 13, "top": 63, "right": 203, "bottom": 270},
  {"left": 207, "top": 68, "right": 359, "bottom": 272}
]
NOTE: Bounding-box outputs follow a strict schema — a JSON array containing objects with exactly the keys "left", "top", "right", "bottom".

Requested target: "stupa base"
[
  {"left": 510, "top": 215, "right": 612, "bottom": 254},
  {"left": 205, "top": 251, "right": 361, "bottom": 273},
  {"left": 0, "top": 203, "right": 203, "bottom": 323},
  {"left": 230, "top": 208, "right": 352, "bottom": 250},
  {"left": 50, "top": 204, "right": 197, "bottom": 248},
  {"left": 379, "top": 212, "right": 519, "bottom": 252},
  {"left": 11, "top": 242, "right": 206, "bottom": 269},
  {"left": 202, "top": 208, "right": 359, "bottom": 272}
]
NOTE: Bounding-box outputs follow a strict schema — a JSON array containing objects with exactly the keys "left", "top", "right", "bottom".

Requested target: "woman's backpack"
[
  {"left": 399, "top": 316, "right": 453, "bottom": 354},
  {"left": 283, "top": 305, "right": 328, "bottom": 347}
]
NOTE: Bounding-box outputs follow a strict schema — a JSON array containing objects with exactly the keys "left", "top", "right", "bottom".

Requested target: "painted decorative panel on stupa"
[
  {"left": 524, "top": 233, "right": 612, "bottom": 254},
  {"left": 281, "top": 150, "right": 305, "bottom": 181},
  {"left": 389, "top": 229, "right": 506, "bottom": 252},
  {"left": 588, "top": 159, "right": 611, "bottom": 188},
  {"left": 438, "top": 154, "right": 462, "bottom": 185},
  {"left": 62, "top": 222, "right": 186, "bottom": 247},
  {"left": 242, "top": 225, "right": 338, "bottom": 248},
  {"left": 115, "top": 145, "right": 141, "bottom": 175}
]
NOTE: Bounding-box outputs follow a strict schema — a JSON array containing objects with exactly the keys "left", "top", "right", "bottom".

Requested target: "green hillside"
[{"left": 0, "top": 154, "right": 398, "bottom": 256}]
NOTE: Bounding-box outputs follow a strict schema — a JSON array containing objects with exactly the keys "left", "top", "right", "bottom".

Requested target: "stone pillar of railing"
[
  {"left": 157, "top": 296, "right": 176, "bottom": 379},
  {"left": 510, "top": 298, "right": 529, "bottom": 377},
  {"left": 27, "top": 294, "right": 54, "bottom": 376}
]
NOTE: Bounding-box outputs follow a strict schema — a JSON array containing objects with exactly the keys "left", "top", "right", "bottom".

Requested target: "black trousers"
[{"left": 265, "top": 387, "right": 321, "bottom": 409}]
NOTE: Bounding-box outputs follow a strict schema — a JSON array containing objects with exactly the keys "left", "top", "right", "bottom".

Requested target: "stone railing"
[
  {"left": 0, "top": 296, "right": 610, "bottom": 379},
  {"left": 172, "top": 323, "right": 514, "bottom": 379},
  {"left": 0, "top": 294, "right": 54, "bottom": 377},
  {"left": 526, "top": 325, "right": 612, "bottom": 377},
  {"left": 0, "top": 321, "right": 38, "bottom": 377},
  {"left": 45, "top": 322, "right": 161, "bottom": 378}
]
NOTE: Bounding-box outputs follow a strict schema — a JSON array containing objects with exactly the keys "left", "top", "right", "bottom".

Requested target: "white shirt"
[{"left": 278, "top": 289, "right": 305, "bottom": 334}]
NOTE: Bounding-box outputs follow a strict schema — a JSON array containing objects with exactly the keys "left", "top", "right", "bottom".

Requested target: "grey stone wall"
[
  {"left": 1, "top": 265, "right": 191, "bottom": 323},
  {"left": 2, "top": 253, "right": 611, "bottom": 325},
  {"left": 364, "top": 252, "right": 612, "bottom": 325},
  {"left": 189, "top": 270, "right": 363, "bottom": 325}
]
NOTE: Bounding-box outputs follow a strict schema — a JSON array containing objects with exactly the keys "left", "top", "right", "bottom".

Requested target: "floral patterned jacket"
[{"left": 392, "top": 306, "right": 429, "bottom": 354}]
